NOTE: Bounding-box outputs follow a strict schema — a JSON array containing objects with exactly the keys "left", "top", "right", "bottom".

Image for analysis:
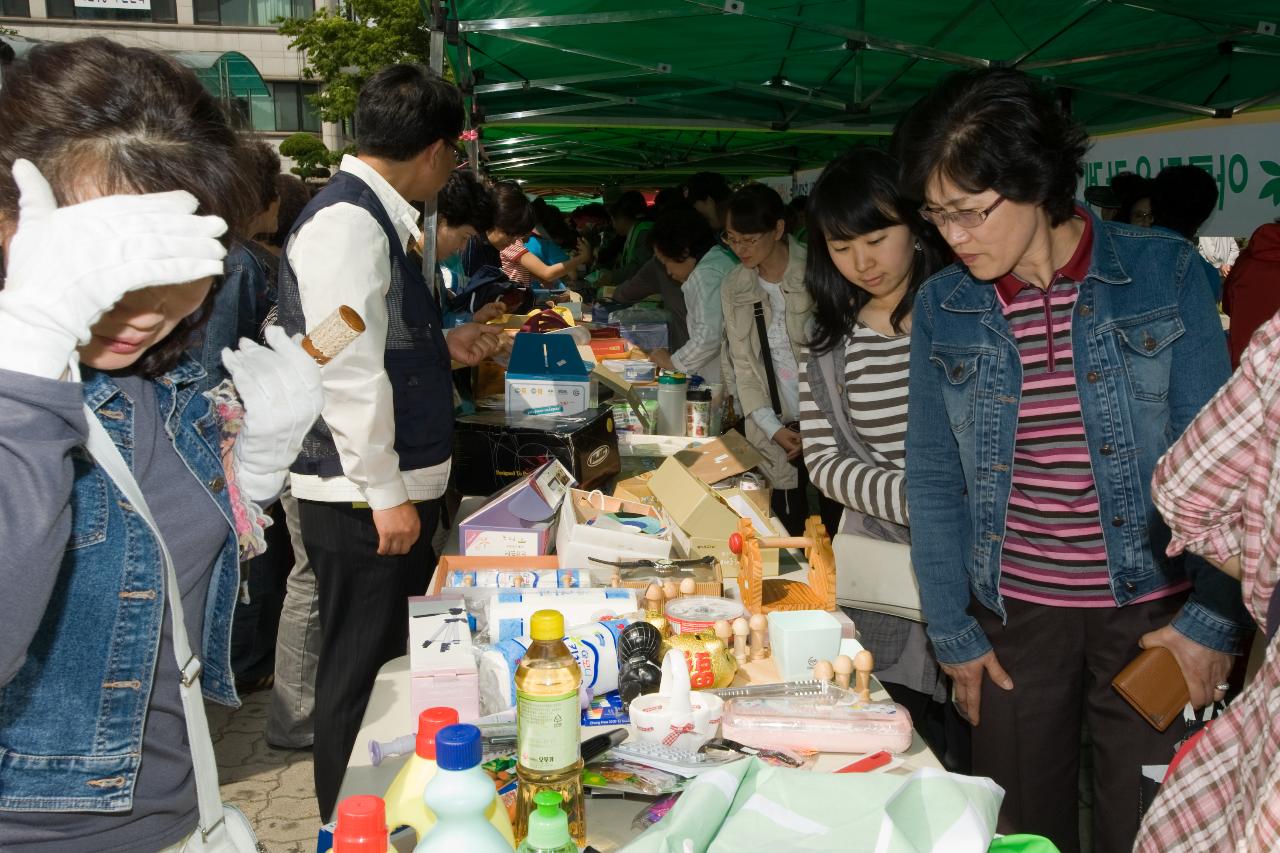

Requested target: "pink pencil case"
[{"left": 719, "top": 696, "right": 914, "bottom": 754}]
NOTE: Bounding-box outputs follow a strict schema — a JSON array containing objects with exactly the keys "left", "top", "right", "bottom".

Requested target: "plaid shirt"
[{"left": 1135, "top": 308, "right": 1280, "bottom": 851}]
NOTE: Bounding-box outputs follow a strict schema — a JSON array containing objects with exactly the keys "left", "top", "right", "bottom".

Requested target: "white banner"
[
  {"left": 74, "top": 0, "right": 151, "bottom": 9},
  {"left": 1082, "top": 118, "right": 1280, "bottom": 237}
]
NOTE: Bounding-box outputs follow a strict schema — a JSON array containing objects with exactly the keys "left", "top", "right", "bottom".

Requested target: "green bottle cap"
[{"left": 525, "top": 790, "right": 572, "bottom": 851}]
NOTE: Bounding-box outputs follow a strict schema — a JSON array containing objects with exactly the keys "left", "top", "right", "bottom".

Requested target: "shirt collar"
[
  {"left": 338, "top": 154, "right": 423, "bottom": 246},
  {"left": 996, "top": 204, "right": 1093, "bottom": 305}
]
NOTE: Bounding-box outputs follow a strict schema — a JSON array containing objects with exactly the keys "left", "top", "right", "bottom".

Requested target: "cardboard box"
[
  {"left": 456, "top": 459, "right": 573, "bottom": 557},
  {"left": 505, "top": 332, "right": 595, "bottom": 416},
  {"left": 670, "top": 430, "right": 764, "bottom": 484},
  {"left": 611, "top": 470, "right": 658, "bottom": 506},
  {"left": 453, "top": 406, "right": 621, "bottom": 497},
  {"left": 648, "top": 454, "right": 780, "bottom": 578},
  {"left": 432, "top": 555, "right": 564, "bottom": 593},
  {"left": 408, "top": 596, "right": 479, "bottom": 721},
  {"left": 555, "top": 488, "right": 674, "bottom": 571}
]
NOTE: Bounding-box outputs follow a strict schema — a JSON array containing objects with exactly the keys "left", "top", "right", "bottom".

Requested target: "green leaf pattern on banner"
[{"left": 1262, "top": 161, "right": 1280, "bottom": 207}]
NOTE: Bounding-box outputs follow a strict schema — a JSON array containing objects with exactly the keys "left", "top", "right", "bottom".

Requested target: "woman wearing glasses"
[
  {"left": 896, "top": 69, "right": 1249, "bottom": 853},
  {"left": 718, "top": 183, "right": 814, "bottom": 535}
]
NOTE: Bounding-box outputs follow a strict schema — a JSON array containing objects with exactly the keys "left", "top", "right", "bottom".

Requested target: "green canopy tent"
[{"left": 442, "top": 0, "right": 1280, "bottom": 190}]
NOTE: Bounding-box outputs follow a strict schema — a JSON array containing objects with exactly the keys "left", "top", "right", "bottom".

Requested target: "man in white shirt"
[{"left": 273, "top": 64, "right": 502, "bottom": 818}]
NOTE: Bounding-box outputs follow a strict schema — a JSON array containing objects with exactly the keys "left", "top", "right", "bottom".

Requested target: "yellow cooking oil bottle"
[{"left": 513, "top": 610, "right": 585, "bottom": 847}]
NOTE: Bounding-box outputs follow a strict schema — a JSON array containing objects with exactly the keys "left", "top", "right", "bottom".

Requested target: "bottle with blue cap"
[{"left": 412, "top": 724, "right": 514, "bottom": 852}]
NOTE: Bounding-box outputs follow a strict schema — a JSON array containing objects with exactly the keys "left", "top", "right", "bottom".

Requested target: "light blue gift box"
[{"left": 766, "top": 610, "right": 843, "bottom": 681}]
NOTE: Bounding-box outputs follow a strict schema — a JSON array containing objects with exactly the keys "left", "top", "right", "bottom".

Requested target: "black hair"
[
  {"left": 529, "top": 197, "right": 579, "bottom": 252},
  {"left": 490, "top": 180, "right": 535, "bottom": 236},
  {"left": 0, "top": 38, "right": 254, "bottom": 378},
  {"left": 354, "top": 64, "right": 464, "bottom": 162},
  {"left": 1152, "top": 165, "right": 1219, "bottom": 240},
  {"left": 271, "top": 173, "right": 311, "bottom": 248},
  {"left": 1108, "top": 172, "right": 1153, "bottom": 225},
  {"left": 653, "top": 184, "right": 686, "bottom": 212},
  {"left": 650, "top": 204, "right": 718, "bottom": 264},
  {"left": 805, "top": 147, "right": 948, "bottom": 352},
  {"left": 609, "top": 190, "right": 649, "bottom": 223},
  {"left": 438, "top": 169, "right": 494, "bottom": 234},
  {"left": 685, "top": 171, "right": 731, "bottom": 204},
  {"left": 243, "top": 138, "right": 281, "bottom": 213},
  {"left": 725, "top": 182, "right": 786, "bottom": 234},
  {"left": 894, "top": 68, "right": 1089, "bottom": 227}
]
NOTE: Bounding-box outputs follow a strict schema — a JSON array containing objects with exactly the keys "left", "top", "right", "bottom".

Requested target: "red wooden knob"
[{"left": 728, "top": 532, "right": 743, "bottom": 555}]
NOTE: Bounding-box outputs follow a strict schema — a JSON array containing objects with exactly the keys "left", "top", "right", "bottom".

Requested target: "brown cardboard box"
[
  {"left": 430, "top": 555, "right": 562, "bottom": 594},
  {"left": 671, "top": 430, "right": 764, "bottom": 484},
  {"left": 648, "top": 455, "right": 780, "bottom": 577}
]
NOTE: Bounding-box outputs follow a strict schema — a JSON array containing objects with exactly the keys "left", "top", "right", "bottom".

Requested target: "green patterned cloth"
[{"left": 623, "top": 758, "right": 1006, "bottom": 853}]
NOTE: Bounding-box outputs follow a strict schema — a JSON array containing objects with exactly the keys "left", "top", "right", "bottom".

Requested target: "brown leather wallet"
[{"left": 1111, "top": 646, "right": 1190, "bottom": 731}]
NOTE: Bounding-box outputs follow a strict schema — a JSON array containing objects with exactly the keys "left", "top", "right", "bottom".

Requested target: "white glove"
[
  {"left": 0, "top": 159, "right": 229, "bottom": 380},
  {"left": 224, "top": 325, "right": 324, "bottom": 502}
]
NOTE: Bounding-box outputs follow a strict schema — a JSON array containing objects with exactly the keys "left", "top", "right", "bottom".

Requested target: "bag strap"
[
  {"left": 753, "top": 300, "right": 783, "bottom": 418},
  {"left": 82, "top": 405, "right": 227, "bottom": 840}
]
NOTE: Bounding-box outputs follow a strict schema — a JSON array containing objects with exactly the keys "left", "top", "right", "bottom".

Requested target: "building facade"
[{"left": 1, "top": 0, "right": 332, "bottom": 152}]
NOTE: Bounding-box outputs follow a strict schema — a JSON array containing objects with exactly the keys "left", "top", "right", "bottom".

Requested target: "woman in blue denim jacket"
[
  {"left": 895, "top": 69, "right": 1252, "bottom": 853},
  {"left": 0, "top": 40, "right": 321, "bottom": 852}
]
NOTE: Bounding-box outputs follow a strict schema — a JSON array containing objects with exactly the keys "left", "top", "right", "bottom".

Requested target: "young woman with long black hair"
[{"left": 797, "top": 147, "right": 964, "bottom": 766}]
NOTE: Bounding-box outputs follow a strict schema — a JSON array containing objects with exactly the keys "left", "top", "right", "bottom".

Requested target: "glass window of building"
[
  {"left": 195, "top": 0, "right": 311, "bottom": 26},
  {"left": 46, "top": 0, "right": 176, "bottom": 21},
  {"left": 251, "top": 81, "right": 321, "bottom": 133},
  {"left": 1, "top": 0, "right": 31, "bottom": 16}
]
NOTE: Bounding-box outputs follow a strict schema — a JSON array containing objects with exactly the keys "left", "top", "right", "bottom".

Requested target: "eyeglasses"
[
  {"left": 721, "top": 230, "right": 767, "bottom": 249},
  {"left": 919, "top": 196, "right": 1005, "bottom": 230}
]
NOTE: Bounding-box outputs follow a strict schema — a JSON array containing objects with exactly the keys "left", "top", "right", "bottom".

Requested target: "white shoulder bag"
[
  {"left": 809, "top": 343, "right": 925, "bottom": 622},
  {"left": 84, "top": 406, "right": 262, "bottom": 853}
]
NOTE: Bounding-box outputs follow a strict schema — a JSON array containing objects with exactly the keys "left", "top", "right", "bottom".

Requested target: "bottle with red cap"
[
  {"left": 332, "top": 794, "right": 389, "bottom": 852},
  {"left": 383, "top": 706, "right": 514, "bottom": 846}
]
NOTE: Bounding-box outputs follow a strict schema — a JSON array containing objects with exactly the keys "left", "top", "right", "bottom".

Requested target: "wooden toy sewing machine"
[{"left": 729, "top": 515, "right": 836, "bottom": 614}]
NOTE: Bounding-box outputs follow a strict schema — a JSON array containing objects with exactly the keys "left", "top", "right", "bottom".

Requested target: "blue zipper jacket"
[
  {"left": 0, "top": 357, "right": 240, "bottom": 811},
  {"left": 905, "top": 210, "right": 1252, "bottom": 666}
]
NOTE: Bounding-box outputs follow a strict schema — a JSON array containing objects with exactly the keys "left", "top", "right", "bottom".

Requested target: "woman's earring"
[{"left": 913, "top": 240, "right": 922, "bottom": 252}]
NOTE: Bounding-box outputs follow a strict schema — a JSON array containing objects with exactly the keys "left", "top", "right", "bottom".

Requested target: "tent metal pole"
[
  {"left": 475, "top": 69, "right": 658, "bottom": 94},
  {"left": 422, "top": 0, "right": 444, "bottom": 285},
  {"left": 1230, "top": 88, "right": 1280, "bottom": 114},
  {"left": 1058, "top": 82, "right": 1221, "bottom": 117},
  {"left": 459, "top": 9, "right": 711, "bottom": 32},
  {"left": 1020, "top": 30, "right": 1253, "bottom": 70},
  {"left": 480, "top": 29, "right": 849, "bottom": 113},
  {"left": 679, "top": 0, "right": 990, "bottom": 69},
  {"left": 1009, "top": 3, "right": 1101, "bottom": 67},
  {"left": 860, "top": 0, "right": 987, "bottom": 107}
]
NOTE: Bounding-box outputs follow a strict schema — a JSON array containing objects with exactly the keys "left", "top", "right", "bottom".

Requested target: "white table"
[{"left": 337, "top": 650, "right": 941, "bottom": 851}]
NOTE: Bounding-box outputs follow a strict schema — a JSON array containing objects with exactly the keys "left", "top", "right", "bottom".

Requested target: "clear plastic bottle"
[
  {"left": 513, "top": 610, "right": 585, "bottom": 847},
  {"left": 413, "top": 724, "right": 513, "bottom": 853},
  {"left": 516, "top": 790, "right": 578, "bottom": 853},
  {"left": 331, "top": 794, "right": 388, "bottom": 853}
]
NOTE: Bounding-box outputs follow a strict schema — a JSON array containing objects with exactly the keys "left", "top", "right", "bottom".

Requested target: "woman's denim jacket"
[
  {"left": 905, "top": 212, "right": 1253, "bottom": 666},
  {"left": 0, "top": 357, "right": 240, "bottom": 811}
]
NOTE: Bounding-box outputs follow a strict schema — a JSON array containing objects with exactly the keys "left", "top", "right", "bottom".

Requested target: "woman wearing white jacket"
[{"left": 718, "top": 183, "right": 814, "bottom": 534}]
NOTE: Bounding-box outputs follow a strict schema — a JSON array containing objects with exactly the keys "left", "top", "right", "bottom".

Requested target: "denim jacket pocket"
[
  {"left": 1113, "top": 310, "right": 1184, "bottom": 402},
  {"left": 67, "top": 448, "right": 109, "bottom": 550},
  {"left": 929, "top": 346, "right": 984, "bottom": 432}
]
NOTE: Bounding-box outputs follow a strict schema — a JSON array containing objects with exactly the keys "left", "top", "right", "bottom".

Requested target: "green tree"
[
  {"left": 279, "top": 132, "right": 333, "bottom": 179},
  {"left": 277, "top": 0, "right": 440, "bottom": 124}
]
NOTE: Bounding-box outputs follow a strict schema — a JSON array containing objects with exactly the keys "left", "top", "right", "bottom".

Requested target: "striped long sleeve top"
[{"left": 799, "top": 324, "right": 910, "bottom": 526}]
